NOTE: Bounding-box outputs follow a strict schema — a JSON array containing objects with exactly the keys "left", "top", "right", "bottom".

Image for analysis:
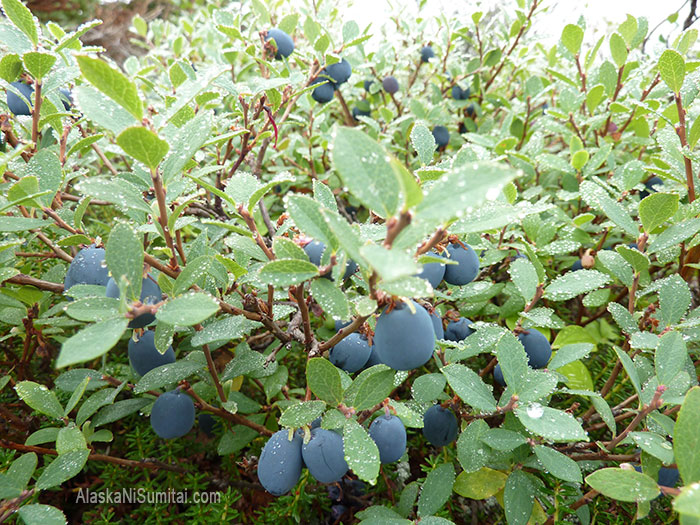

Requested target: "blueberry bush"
[{"left": 1, "top": 0, "right": 700, "bottom": 523}]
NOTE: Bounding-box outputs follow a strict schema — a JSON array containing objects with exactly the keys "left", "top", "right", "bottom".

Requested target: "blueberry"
[
  {"left": 493, "top": 364, "right": 505, "bottom": 386},
  {"left": 640, "top": 176, "right": 664, "bottom": 199},
  {"left": 258, "top": 429, "right": 304, "bottom": 495},
  {"left": 329, "top": 332, "right": 372, "bottom": 373},
  {"left": 415, "top": 254, "right": 445, "bottom": 289},
  {"left": 430, "top": 311, "right": 444, "bottom": 340},
  {"left": 369, "top": 414, "right": 406, "bottom": 463},
  {"left": 466, "top": 104, "right": 476, "bottom": 119},
  {"left": 198, "top": 413, "right": 218, "bottom": 437},
  {"left": 451, "top": 85, "right": 470, "bottom": 100},
  {"left": 422, "top": 404, "right": 458, "bottom": 447},
  {"left": 302, "top": 428, "right": 349, "bottom": 483},
  {"left": 444, "top": 317, "right": 474, "bottom": 342},
  {"left": 127, "top": 329, "right": 175, "bottom": 376},
  {"left": 352, "top": 106, "right": 371, "bottom": 121},
  {"left": 6, "top": 81, "right": 33, "bottom": 116},
  {"left": 443, "top": 243, "right": 480, "bottom": 286},
  {"left": 323, "top": 59, "right": 352, "bottom": 87},
  {"left": 334, "top": 319, "right": 352, "bottom": 331},
  {"left": 432, "top": 125, "right": 449, "bottom": 148},
  {"left": 363, "top": 345, "right": 383, "bottom": 368},
  {"left": 266, "top": 28, "right": 294, "bottom": 59},
  {"left": 64, "top": 246, "right": 110, "bottom": 292},
  {"left": 59, "top": 88, "right": 72, "bottom": 111},
  {"left": 374, "top": 301, "right": 435, "bottom": 370},
  {"left": 347, "top": 479, "right": 366, "bottom": 495},
  {"left": 571, "top": 259, "right": 583, "bottom": 272},
  {"left": 420, "top": 46, "right": 435, "bottom": 62},
  {"left": 303, "top": 240, "right": 357, "bottom": 280},
  {"left": 328, "top": 485, "right": 342, "bottom": 501},
  {"left": 658, "top": 467, "right": 679, "bottom": 487},
  {"left": 382, "top": 76, "right": 399, "bottom": 94},
  {"left": 627, "top": 242, "right": 639, "bottom": 250},
  {"left": 331, "top": 504, "right": 347, "bottom": 521},
  {"left": 150, "top": 390, "right": 195, "bottom": 439},
  {"left": 517, "top": 328, "right": 552, "bottom": 369},
  {"left": 106, "top": 274, "right": 162, "bottom": 329},
  {"left": 364, "top": 80, "right": 373, "bottom": 92},
  {"left": 311, "top": 78, "right": 335, "bottom": 104}
]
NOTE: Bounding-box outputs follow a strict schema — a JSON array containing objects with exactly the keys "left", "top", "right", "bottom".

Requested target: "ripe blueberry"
[
  {"left": 303, "top": 240, "right": 357, "bottom": 280},
  {"left": 323, "top": 59, "right": 352, "bottom": 87},
  {"left": 106, "top": 274, "right": 162, "bottom": 328},
  {"left": 374, "top": 301, "right": 435, "bottom": 370},
  {"left": 451, "top": 85, "right": 470, "bottom": 100},
  {"left": 430, "top": 311, "right": 444, "bottom": 340},
  {"left": 64, "top": 246, "right": 110, "bottom": 292},
  {"left": 382, "top": 76, "right": 399, "bottom": 94},
  {"left": 422, "top": 404, "right": 458, "bottom": 447},
  {"left": 493, "top": 363, "right": 505, "bottom": 386},
  {"left": 311, "top": 78, "right": 335, "bottom": 104},
  {"left": 127, "top": 329, "right": 175, "bottom": 376},
  {"left": 420, "top": 46, "right": 435, "bottom": 62},
  {"left": 6, "top": 81, "right": 33, "bottom": 116},
  {"left": 329, "top": 332, "right": 372, "bottom": 373},
  {"left": 369, "top": 414, "right": 406, "bottom": 463},
  {"left": 517, "top": 328, "right": 552, "bottom": 369},
  {"left": 258, "top": 429, "right": 304, "bottom": 495},
  {"left": 444, "top": 317, "right": 474, "bottom": 342},
  {"left": 432, "top": 126, "right": 449, "bottom": 148},
  {"left": 265, "top": 28, "right": 294, "bottom": 59},
  {"left": 301, "top": 428, "right": 349, "bottom": 483},
  {"left": 416, "top": 253, "right": 445, "bottom": 289},
  {"left": 443, "top": 243, "right": 480, "bottom": 285},
  {"left": 640, "top": 176, "right": 664, "bottom": 199},
  {"left": 150, "top": 389, "right": 195, "bottom": 439}
]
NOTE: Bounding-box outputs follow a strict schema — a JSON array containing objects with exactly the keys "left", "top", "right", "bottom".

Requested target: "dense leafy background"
[{"left": 1, "top": 0, "right": 700, "bottom": 523}]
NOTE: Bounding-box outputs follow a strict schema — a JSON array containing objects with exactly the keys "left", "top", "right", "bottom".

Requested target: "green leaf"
[
  {"left": 441, "top": 363, "right": 497, "bottom": 412},
  {"left": 417, "top": 463, "right": 455, "bottom": 517},
  {"left": 331, "top": 127, "right": 400, "bottom": 218},
  {"left": 133, "top": 357, "right": 205, "bottom": 393},
  {"left": 639, "top": 193, "right": 679, "bottom": 233},
  {"left": 306, "top": 358, "right": 343, "bottom": 405},
  {"left": 63, "top": 376, "right": 91, "bottom": 417},
  {"left": 585, "top": 467, "right": 660, "bottom": 502},
  {"left": 56, "top": 318, "right": 129, "bottom": 368},
  {"left": 655, "top": 331, "right": 687, "bottom": 386},
  {"left": 106, "top": 222, "right": 144, "bottom": 302},
  {"left": 534, "top": 445, "right": 583, "bottom": 483},
  {"left": 411, "top": 123, "right": 437, "bottom": 165},
  {"left": 674, "top": 483, "right": 700, "bottom": 518},
  {"left": 8, "top": 452, "right": 37, "bottom": 489},
  {"left": 0, "top": 216, "right": 52, "bottom": 232},
  {"left": 658, "top": 274, "right": 691, "bottom": 326},
  {"left": 630, "top": 431, "right": 675, "bottom": 465},
  {"left": 22, "top": 51, "right": 56, "bottom": 79},
  {"left": 360, "top": 244, "right": 419, "bottom": 282},
  {"left": 561, "top": 24, "right": 584, "bottom": 55},
  {"left": 76, "top": 387, "right": 123, "bottom": 426},
  {"left": 73, "top": 86, "right": 137, "bottom": 135},
  {"left": 415, "top": 162, "right": 518, "bottom": 225},
  {"left": 279, "top": 400, "right": 326, "bottom": 427},
  {"left": 675, "top": 386, "right": 700, "bottom": 484},
  {"left": 117, "top": 127, "right": 169, "bottom": 169},
  {"left": 56, "top": 425, "right": 87, "bottom": 454},
  {"left": 258, "top": 259, "right": 319, "bottom": 287},
  {"left": 0, "top": 53, "right": 22, "bottom": 82},
  {"left": 91, "top": 398, "right": 150, "bottom": 427},
  {"left": 17, "top": 504, "right": 67, "bottom": 525},
  {"left": 614, "top": 346, "right": 642, "bottom": 398},
  {"left": 457, "top": 419, "right": 491, "bottom": 473},
  {"left": 343, "top": 418, "right": 380, "bottom": 482},
  {"left": 155, "top": 292, "right": 219, "bottom": 326},
  {"left": 544, "top": 269, "right": 612, "bottom": 301},
  {"left": 2, "top": 0, "right": 38, "bottom": 46},
  {"left": 548, "top": 343, "right": 594, "bottom": 370},
  {"left": 75, "top": 177, "right": 151, "bottom": 213},
  {"left": 353, "top": 368, "right": 395, "bottom": 411},
  {"left": 77, "top": 55, "right": 143, "bottom": 120},
  {"left": 609, "top": 33, "right": 628, "bottom": 67},
  {"left": 161, "top": 111, "right": 212, "bottom": 184},
  {"left": 482, "top": 428, "right": 527, "bottom": 451},
  {"left": 515, "top": 404, "right": 588, "bottom": 442},
  {"left": 14, "top": 381, "right": 64, "bottom": 420},
  {"left": 504, "top": 470, "right": 534, "bottom": 525},
  {"left": 453, "top": 468, "right": 507, "bottom": 499},
  {"left": 658, "top": 49, "right": 685, "bottom": 93},
  {"left": 508, "top": 257, "right": 539, "bottom": 302},
  {"left": 580, "top": 181, "right": 638, "bottom": 237},
  {"left": 286, "top": 194, "right": 336, "bottom": 248},
  {"left": 647, "top": 219, "right": 700, "bottom": 254},
  {"left": 35, "top": 450, "right": 89, "bottom": 490},
  {"left": 310, "top": 279, "right": 350, "bottom": 320},
  {"left": 689, "top": 116, "right": 700, "bottom": 149},
  {"left": 411, "top": 373, "right": 446, "bottom": 403}
]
